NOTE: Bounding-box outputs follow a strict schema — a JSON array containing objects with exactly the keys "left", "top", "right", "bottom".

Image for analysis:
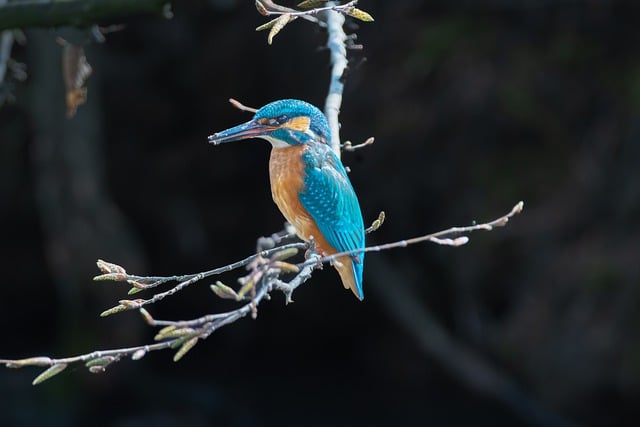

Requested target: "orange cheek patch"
[{"left": 285, "top": 116, "right": 311, "bottom": 132}]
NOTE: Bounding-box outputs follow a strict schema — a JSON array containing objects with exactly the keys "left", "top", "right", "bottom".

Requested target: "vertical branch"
[
  {"left": 0, "top": 30, "right": 12, "bottom": 84},
  {"left": 323, "top": 3, "right": 348, "bottom": 158},
  {"left": 28, "top": 28, "right": 146, "bottom": 344},
  {"left": 0, "top": 0, "right": 12, "bottom": 87}
]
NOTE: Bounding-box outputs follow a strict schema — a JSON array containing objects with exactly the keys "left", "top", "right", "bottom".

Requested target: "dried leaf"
[
  {"left": 32, "top": 363, "right": 68, "bottom": 385},
  {"left": 344, "top": 7, "right": 374, "bottom": 22},
  {"left": 65, "top": 88, "right": 87, "bottom": 119},
  {"left": 255, "top": 0, "right": 269, "bottom": 16},
  {"left": 58, "top": 37, "right": 92, "bottom": 119},
  {"left": 173, "top": 337, "right": 198, "bottom": 362},
  {"left": 268, "top": 14, "right": 292, "bottom": 45},
  {"left": 96, "top": 259, "right": 126, "bottom": 275}
]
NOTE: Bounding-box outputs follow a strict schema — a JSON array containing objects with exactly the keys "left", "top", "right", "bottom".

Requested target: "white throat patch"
[{"left": 259, "top": 135, "right": 290, "bottom": 148}]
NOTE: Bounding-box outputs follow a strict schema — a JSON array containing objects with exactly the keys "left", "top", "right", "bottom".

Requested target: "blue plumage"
[
  {"left": 299, "top": 144, "right": 365, "bottom": 298},
  {"left": 255, "top": 99, "right": 331, "bottom": 143}
]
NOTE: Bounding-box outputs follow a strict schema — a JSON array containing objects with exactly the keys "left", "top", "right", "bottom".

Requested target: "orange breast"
[
  {"left": 269, "top": 146, "right": 336, "bottom": 255},
  {"left": 269, "top": 146, "right": 359, "bottom": 298}
]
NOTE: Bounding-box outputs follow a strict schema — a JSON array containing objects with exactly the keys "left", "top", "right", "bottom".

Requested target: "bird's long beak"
[{"left": 208, "top": 120, "right": 272, "bottom": 145}]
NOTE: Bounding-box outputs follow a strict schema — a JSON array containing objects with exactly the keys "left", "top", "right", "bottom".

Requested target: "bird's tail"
[{"left": 334, "top": 255, "right": 364, "bottom": 301}]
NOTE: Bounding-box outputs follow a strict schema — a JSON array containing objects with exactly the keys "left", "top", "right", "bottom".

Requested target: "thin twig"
[
  {"left": 305, "top": 201, "right": 525, "bottom": 267},
  {"left": 257, "top": 0, "right": 323, "bottom": 25},
  {"left": 97, "top": 242, "right": 306, "bottom": 291},
  {"left": 271, "top": 252, "right": 320, "bottom": 304},
  {"left": 94, "top": 242, "right": 307, "bottom": 319},
  {"left": 342, "top": 136, "right": 374, "bottom": 152},
  {"left": 260, "top": 0, "right": 357, "bottom": 18},
  {"left": 229, "top": 98, "right": 258, "bottom": 113}
]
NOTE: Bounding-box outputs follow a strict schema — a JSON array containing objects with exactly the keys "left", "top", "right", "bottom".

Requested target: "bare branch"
[
  {"left": 255, "top": 1, "right": 373, "bottom": 48},
  {"left": 0, "top": 32, "right": 12, "bottom": 85},
  {"left": 258, "top": 0, "right": 373, "bottom": 23},
  {"left": 257, "top": 0, "right": 322, "bottom": 25},
  {"left": 0, "top": 199, "right": 524, "bottom": 383},
  {"left": 0, "top": 0, "right": 13, "bottom": 94},
  {"left": 259, "top": 0, "right": 357, "bottom": 18},
  {"left": 0, "top": 200, "right": 523, "bottom": 382},
  {"left": 0, "top": 0, "right": 172, "bottom": 31},
  {"left": 0, "top": 244, "right": 319, "bottom": 383},
  {"left": 94, "top": 242, "right": 307, "bottom": 315},
  {"left": 271, "top": 251, "right": 320, "bottom": 304}
]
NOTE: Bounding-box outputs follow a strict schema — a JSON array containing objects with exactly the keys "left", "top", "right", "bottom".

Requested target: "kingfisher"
[{"left": 208, "top": 99, "right": 365, "bottom": 300}]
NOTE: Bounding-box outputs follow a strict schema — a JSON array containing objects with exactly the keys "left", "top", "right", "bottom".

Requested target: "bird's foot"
[{"left": 304, "top": 236, "right": 324, "bottom": 270}]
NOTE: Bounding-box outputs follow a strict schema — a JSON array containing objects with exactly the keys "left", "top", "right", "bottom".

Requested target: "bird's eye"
[{"left": 259, "top": 115, "right": 289, "bottom": 127}]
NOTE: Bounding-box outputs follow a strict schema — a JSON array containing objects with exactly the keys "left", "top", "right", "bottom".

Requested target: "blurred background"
[{"left": 1, "top": 0, "right": 639, "bottom": 426}]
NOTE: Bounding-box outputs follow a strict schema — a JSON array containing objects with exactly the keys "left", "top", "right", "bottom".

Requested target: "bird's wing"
[{"left": 299, "top": 147, "right": 365, "bottom": 263}]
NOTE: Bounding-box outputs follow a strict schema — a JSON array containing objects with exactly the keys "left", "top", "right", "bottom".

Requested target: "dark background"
[{"left": 1, "top": 1, "right": 639, "bottom": 426}]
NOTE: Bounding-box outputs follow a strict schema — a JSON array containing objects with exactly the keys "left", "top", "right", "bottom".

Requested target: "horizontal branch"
[
  {"left": 0, "top": 201, "right": 523, "bottom": 384},
  {"left": 0, "top": 0, "right": 171, "bottom": 31},
  {"left": 93, "top": 242, "right": 306, "bottom": 314},
  {"left": 260, "top": 0, "right": 357, "bottom": 18},
  {"left": 310, "top": 201, "right": 525, "bottom": 267}
]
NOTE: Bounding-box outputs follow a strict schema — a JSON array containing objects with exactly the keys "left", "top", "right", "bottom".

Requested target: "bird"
[{"left": 208, "top": 99, "right": 366, "bottom": 300}]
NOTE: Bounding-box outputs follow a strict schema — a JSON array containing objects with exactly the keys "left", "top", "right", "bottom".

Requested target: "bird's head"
[{"left": 208, "top": 99, "right": 330, "bottom": 148}]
